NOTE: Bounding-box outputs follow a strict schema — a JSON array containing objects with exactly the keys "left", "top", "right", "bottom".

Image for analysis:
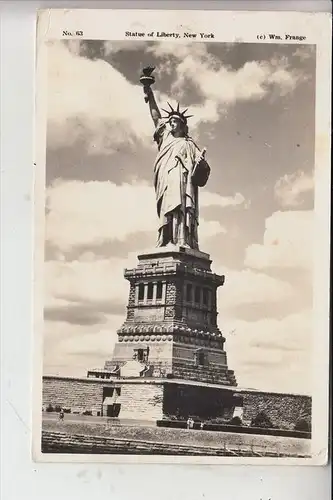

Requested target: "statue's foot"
[{"left": 165, "top": 242, "right": 178, "bottom": 249}]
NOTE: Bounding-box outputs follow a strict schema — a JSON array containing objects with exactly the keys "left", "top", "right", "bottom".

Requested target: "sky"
[{"left": 43, "top": 39, "right": 316, "bottom": 395}]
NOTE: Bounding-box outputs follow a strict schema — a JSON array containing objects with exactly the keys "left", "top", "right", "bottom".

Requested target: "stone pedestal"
[{"left": 103, "top": 245, "right": 237, "bottom": 386}]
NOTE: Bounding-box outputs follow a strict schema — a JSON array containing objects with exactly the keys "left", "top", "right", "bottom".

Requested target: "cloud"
[
  {"left": 148, "top": 42, "right": 304, "bottom": 108},
  {"left": 224, "top": 309, "right": 312, "bottom": 394},
  {"left": 45, "top": 180, "right": 158, "bottom": 251},
  {"left": 44, "top": 245, "right": 163, "bottom": 326},
  {"left": 199, "top": 220, "right": 227, "bottom": 240},
  {"left": 43, "top": 314, "right": 123, "bottom": 376},
  {"left": 45, "top": 256, "right": 130, "bottom": 310},
  {"left": 47, "top": 41, "right": 218, "bottom": 152},
  {"left": 148, "top": 41, "right": 208, "bottom": 60},
  {"left": 244, "top": 210, "right": 313, "bottom": 270},
  {"left": 103, "top": 40, "right": 145, "bottom": 55},
  {"left": 200, "top": 191, "right": 245, "bottom": 208},
  {"left": 217, "top": 268, "right": 296, "bottom": 312},
  {"left": 65, "top": 40, "right": 146, "bottom": 58},
  {"left": 59, "top": 325, "right": 121, "bottom": 358},
  {"left": 47, "top": 41, "right": 153, "bottom": 153},
  {"left": 45, "top": 179, "right": 243, "bottom": 251},
  {"left": 43, "top": 252, "right": 128, "bottom": 374},
  {"left": 48, "top": 41, "right": 306, "bottom": 153},
  {"left": 274, "top": 170, "right": 314, "bottom": 207},
  {"left": 292, "top": 45, "right": 316, "bottom": 62},
  {"left": 45, "top": 304, "right": 108, "bottom": 325}
]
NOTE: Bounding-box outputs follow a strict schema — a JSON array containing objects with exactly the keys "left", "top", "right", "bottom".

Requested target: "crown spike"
[{"left": 162, "top": 101, "right": 193, "bottom": 124}]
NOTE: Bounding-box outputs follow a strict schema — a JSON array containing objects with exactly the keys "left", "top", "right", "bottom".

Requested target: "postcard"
[{"left": 33, "top": 8, "right": 331, "bottom": 464}]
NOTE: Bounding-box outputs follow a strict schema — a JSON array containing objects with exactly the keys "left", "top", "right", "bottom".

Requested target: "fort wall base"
[{"left": 42, "top": 375, "right": 311, "bottom": 429}]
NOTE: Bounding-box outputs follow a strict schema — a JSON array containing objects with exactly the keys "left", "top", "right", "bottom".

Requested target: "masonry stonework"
[
  {"left": 42, "top": 376, "right": 311, "bottom": 429},
  {"left": 241, "top": 391, "right": 312, "bottom": 430},
  {"left": 103, "top": 247, "right": 236, "bottom": 389},
  {"left": 43, "top": 377, "right": 107, "bottom": 415},
  {"left": 43, "top": 377, "right": 164, "bottom": 420},
  {"left": 118, "top": 384, "right": 164, "bottom": 420}
]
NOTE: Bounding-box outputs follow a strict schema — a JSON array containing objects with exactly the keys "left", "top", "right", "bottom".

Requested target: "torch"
[{"left": 139, "top": 66, "right": 156, "bottom": 103}]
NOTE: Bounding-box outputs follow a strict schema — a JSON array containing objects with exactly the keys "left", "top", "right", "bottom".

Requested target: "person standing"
[{"left": 58, "top": 408, "right": 64, "bottom": 423}]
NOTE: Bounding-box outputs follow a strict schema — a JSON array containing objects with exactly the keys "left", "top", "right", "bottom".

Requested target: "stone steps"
[
  {"left": 41, "top": 431, "right": 309, "bottom": 458},
  {"left": 171, "top": 366, "right": 234, "bottom": 385}
]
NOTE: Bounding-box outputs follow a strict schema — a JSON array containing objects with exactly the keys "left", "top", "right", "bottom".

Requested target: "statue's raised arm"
[
  {"left": 146, "top": 88, "right": 161, "bottom": 127},
  {"left": 139, "top": 66, "right": 161, "bottom": 126}
]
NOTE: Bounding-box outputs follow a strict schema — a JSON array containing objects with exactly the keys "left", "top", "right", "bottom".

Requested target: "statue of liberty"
[{"left": 140, "top": 67, "right": 211, "bottom": 250}]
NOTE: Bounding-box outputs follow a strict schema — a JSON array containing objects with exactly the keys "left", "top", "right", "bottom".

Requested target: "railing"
[{"left": 156, "top": 420, "right": 311, "bottom": 439}]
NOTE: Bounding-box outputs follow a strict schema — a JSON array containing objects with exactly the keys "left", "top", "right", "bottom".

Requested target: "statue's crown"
[{"left": 161, "top": 102, "right": 193, "bottom": 124}]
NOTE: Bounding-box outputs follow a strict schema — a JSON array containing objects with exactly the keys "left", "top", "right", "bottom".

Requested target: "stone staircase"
[
  {"left": 41, "top": 431, "right": 310, "bottom": 458},
  {"left": 172, "top": 363, "right": 236, "bottom": 386}
]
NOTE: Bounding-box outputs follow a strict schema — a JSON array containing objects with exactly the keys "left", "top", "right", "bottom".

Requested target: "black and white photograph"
[{"left": 33, "top": 9, "right": 331, "bottom": 464}]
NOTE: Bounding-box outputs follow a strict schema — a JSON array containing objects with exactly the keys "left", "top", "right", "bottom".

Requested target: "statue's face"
[{"left": 169, "top": 117, "right": 185, "bottom": 136}]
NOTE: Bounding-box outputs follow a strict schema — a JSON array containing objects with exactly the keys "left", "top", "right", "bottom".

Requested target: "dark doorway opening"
[{"left": 107, "top": 403, "right": 121, "bottom": 417}]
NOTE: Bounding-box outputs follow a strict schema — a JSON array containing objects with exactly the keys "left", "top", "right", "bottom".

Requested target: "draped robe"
[{"left": 153, "top": 119, "right": 204, "bottom": 249}]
